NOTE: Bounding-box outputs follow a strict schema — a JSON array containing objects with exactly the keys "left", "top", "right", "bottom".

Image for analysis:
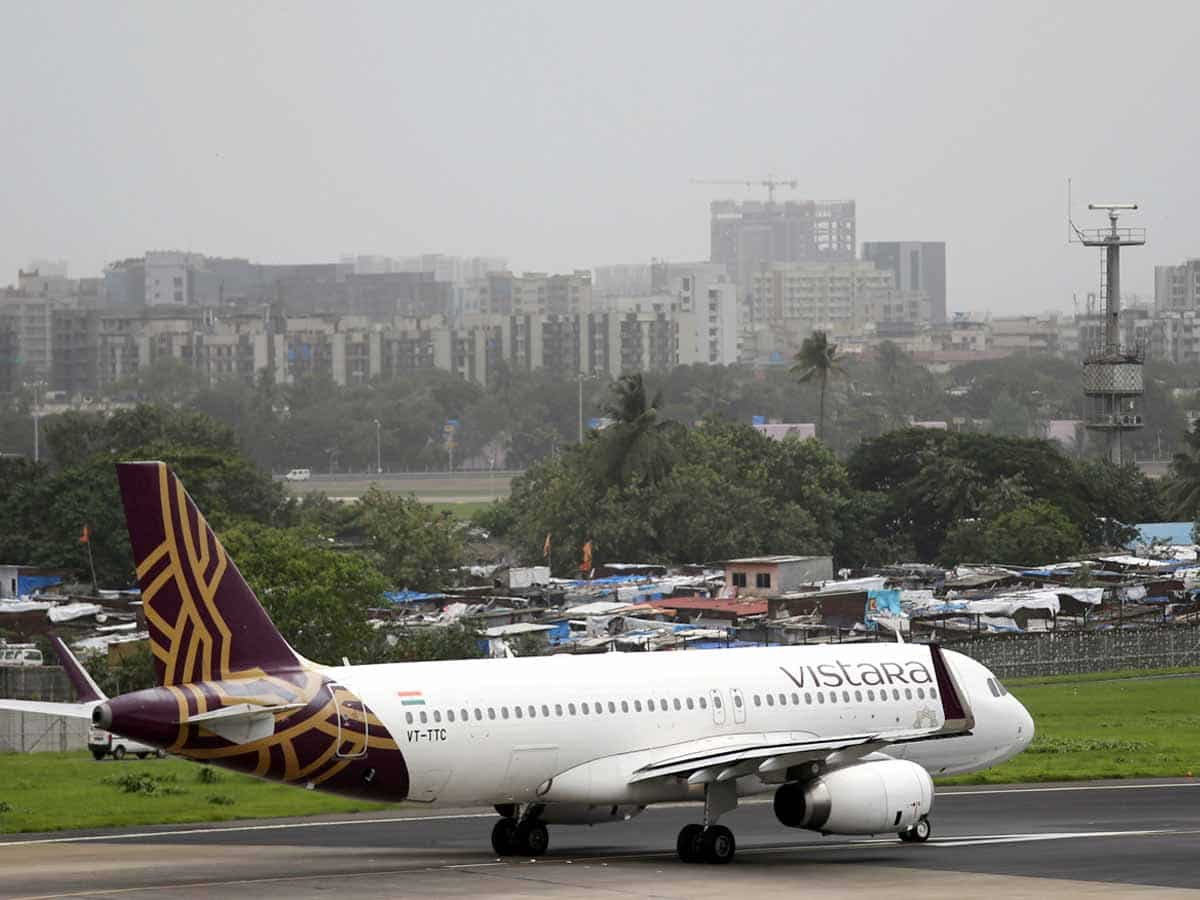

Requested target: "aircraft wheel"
[
  {"left": 676, "top": 824, "right": 704, "bottom": 863},
  {"left": 900, "top": 816, "right": 931, "bottom": 843},
  {"left": 491, "top": 817, "right": 518, "bottom": 856},
  {"left": 700, "top": 824, "right": 736, "bottom": 864},
  {"left": 113, "top": 745, "right": 126, "bottom": 760},
  {"left": 516, "top": 821, "right": 549, "bottom": 856}
]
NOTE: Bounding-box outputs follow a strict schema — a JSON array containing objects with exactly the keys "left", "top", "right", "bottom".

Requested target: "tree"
[
  {"left": 220, "top": 524, "right": 393, "bottom": 665},
  {"left": 599, "top": 373, "right": 679, "bottom": 485},
  {"left": 1168, "top": 421, "right": 1200, "bottom": 519},
  {"left": 354, "top": 486, "right": 464, "bottom": 590},
  {"left": 791, "top": 331, "right": 844, "bottom": 442}
]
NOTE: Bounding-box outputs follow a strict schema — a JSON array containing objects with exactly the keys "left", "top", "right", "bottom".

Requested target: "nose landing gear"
[{"left": 898, "top": 815, "right": 932, "bottom": 843}]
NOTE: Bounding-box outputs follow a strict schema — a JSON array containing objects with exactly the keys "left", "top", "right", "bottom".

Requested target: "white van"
[{"left": 285, "top": 468, "right": 311, "bottom": 481}]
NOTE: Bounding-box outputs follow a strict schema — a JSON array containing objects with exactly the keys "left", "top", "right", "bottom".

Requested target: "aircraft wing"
[
  {"left": 630, "top": 643, "right": 974, "bottom": 785},
  {"left": 0, "top": 698, "right": 99, "bottom": 720}
]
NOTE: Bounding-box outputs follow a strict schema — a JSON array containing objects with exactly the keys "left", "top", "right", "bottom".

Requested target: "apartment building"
[
  {"left": 1155, "top": 259, "right": 1200, "bottom": 313},
  {"left": 862, "top": 242, "right": 947, "bottom": 323}
]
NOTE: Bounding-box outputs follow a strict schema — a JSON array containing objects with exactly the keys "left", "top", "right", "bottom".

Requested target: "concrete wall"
[{"left": 951, "top": 624, "right": 1200, "bottom": 679}]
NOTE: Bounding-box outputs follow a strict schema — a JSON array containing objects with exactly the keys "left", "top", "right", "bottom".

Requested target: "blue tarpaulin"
[
  {"left": 383, "top": 590, "right": 445, "bottom": 605},
  {"left": 864, "top": 589, "right": 901, "bottom": 630},
  {"left": 1130, "top": 522, "right": 1194, "bottom": 548},
  {"left": 18, "top": 574, "right": 62, "bottom": 597}
]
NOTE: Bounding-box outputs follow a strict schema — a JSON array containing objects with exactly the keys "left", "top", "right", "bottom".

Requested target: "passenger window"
[
  {"left": 514, "top": 706, "right": 522, "bottom": 719},
  {"left": 867, "top": 690, "right": 875, "bottom": 701},
  {"left": 805, "top": 692, "right": 812, "bottom": 705},
  {"left": 461, "top": 708, "right": 468, "bottom": 721},
  {"left": 817, "top": 692, "right": 825, "bottom": 704},
  {"left": 673, "top": 698, "right": 681, "bottom": 710},
  {"left": 854, "top": 691, "right": 862, "bottom": 702},
  {"left": 596, "top": 703, "right": 603, "bottom": 716},
  {"left": 686, "top": 698, "right": 694, "bottom": 710},
  {"left": 766, "top": 694, "right": 774, "bottom": 707},
  {"left": 791, "top": 693, "right": 799, "bottom": 705},
  {"left": 892, "top": 689, "right": 901, "bottom": 700},
  {"left": 581, "top": 702, "right": 590, "bottom": 714},
  {"left": 420, "top": 711, "right": 428, "bottom": 723},
  {"left": 713, "top": 695, "right": 723, "bottom": 709},
  {"left": 405, "top": 712, "right": 414, "bottom": 724},
  {"left": 904, "top": 688, "right": 912, "bottom": 700},
  {"left": 446, "top": 710, "right": 454, "bottom": 722},
  {"left": 698, "top": 697, "right": 707, "bottom": 710},
  {"left": 779, "top": 693, "right": 787, "bottom": 705},
  {"left": 842, "top": 691, "right": 850, "bottom": 703},
  {"left": 488, "top": 707, "right": 496, "bottom": 720},
  {"left": 501, "top": 707, "right": 510, "bottom": 719},
  {"left": 608, "top": 701, "right": 616, "bottom": 713},
  {"left": 529, "top": 705, "right": 536, "bottom": 718},
  {"left": 930, "top": 688, "right": 939, "bottom": 700},
  {"left": 542, "top": 705, "right": 550, "bottom": 717},
  {"left": 568, "top": 703, "right": 577, "bottom": 715},
  {"left": 635, "top": 700, "right": 643, "bottom": 712},
  {"left": 622, "top": 701, "right": 630, "bottom": 713},
  {"left": 916, "top": 688, "right": 925, "bottom": 700},
  {"left": 647, "top": 699, "right": 656, "bottom": 711},
  {"left": 474, "top": 709, "right": 482, "bottom": 721}
]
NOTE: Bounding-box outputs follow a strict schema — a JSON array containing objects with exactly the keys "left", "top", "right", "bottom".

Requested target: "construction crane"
[{"left": 691, "top": 175, "right": 799, "bottom": 203}]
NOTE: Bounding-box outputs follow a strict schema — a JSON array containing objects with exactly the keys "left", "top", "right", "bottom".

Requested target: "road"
[{"left": 2, "top": 780, "right": 1199, "bottom": 898}]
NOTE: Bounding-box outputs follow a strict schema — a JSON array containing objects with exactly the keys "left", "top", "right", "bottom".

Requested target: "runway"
[{"left": 3, "top": 780, "right": 1200, "bottom": 899}]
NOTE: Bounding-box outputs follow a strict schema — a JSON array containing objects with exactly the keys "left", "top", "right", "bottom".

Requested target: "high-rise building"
[
  {"left": 862, "top": 242, "right": 947, "bottom": 322},
  {"left": 1155, "top": 259, "right": 1200, "bottom": 313}
]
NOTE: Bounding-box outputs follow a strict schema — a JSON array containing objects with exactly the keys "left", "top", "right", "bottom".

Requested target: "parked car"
[
  {"left": 0, "top": 644, "right": 43, "bottom": 667},
  {"left": 88, "top": 728, "right": 165, "bottom": 760},
  {"left": 285, "top": 468, "right": 311, "bottom": 481}
]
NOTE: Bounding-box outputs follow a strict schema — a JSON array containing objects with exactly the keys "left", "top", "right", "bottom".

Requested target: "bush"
[
  {"left": 105, "top": 771, "right": 182, "bottom": 795},
  {"left": 196, "top": 766, "right": 222, "bottom": 784}
]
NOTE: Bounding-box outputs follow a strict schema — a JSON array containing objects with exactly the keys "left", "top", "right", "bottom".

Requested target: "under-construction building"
[{"left": 710, "top": 199, "right": 856, "bottom": 299}]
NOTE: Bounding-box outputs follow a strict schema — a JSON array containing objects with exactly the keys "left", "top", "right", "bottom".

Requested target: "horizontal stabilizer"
[
  {"left": 185, "top": 702, "right": 305, "bottom": 745},
  {"left": 0, "top": 698, "right": 99, "bottom": 720}
]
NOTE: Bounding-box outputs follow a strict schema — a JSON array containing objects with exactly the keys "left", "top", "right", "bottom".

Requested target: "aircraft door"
[
  {"left": 730, "top": 688, "right": 747, "bottom": 725},
  {"left": 709, "top": 689, "right": 726, "bottom": 726},
  {"left": 328, "top": 683, "right": 369, "bottom": 759}
]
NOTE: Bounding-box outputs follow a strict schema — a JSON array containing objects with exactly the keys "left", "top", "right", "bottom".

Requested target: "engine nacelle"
[
  {"left": 774, "top": 759, "right": 933, "bottom": 835},
  {"left": 538, "top": 803, "right": 645, "bottom": 825}
]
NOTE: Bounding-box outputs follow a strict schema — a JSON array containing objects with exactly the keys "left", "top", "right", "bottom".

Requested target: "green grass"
[
  {"left": 0, "top": 753, "right": 386, "bottom": 834},
  {"left": 428, "top": 501, "right": 492, "bottom": 518},
  {"left": 939, "top": 667, "right": 1200, "bottom": 784}
]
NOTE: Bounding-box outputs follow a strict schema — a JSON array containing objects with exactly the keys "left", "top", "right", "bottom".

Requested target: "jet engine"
[{"left": 773, "top": 759, "right": 933, "bottom": 835}]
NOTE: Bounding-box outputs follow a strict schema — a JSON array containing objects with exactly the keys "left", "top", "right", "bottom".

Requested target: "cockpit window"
[
  {"left": 986, "top": 678, "right": 1001, "bottom": 698},
  {"left": 994, "top": 678, "right": 1009, "bottom": 696}
]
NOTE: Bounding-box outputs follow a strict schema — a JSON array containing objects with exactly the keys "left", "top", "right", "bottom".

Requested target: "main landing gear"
[
  {"left": 676, "top": 779, "right": 739, "bottom": 864},
  {"left": 899, "top": 816, "right": 932, "bottom": 843},
  {"left": 491, "top": 805, "right": 550, "bottom": 857}
]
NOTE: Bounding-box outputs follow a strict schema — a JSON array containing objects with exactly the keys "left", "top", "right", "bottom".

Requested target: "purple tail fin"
[
  {"left": 49, "top": 635, "right": 106, "bottom": 703},
  {"left": 116, "top": 461, "right": 299, "bottom": 686}
]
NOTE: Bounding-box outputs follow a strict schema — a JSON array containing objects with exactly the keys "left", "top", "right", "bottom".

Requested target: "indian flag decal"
[{"left": 397, "top": 691, "right": 426, "bottom": 706}]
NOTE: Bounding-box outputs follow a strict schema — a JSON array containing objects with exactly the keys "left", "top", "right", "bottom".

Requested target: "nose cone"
[{"left": 1015, "top": 700, "right": 1035, "bottom": 752}]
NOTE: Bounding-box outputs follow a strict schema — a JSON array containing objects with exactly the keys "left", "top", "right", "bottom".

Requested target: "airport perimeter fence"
[{"left": 952, "top": 623, "right": 1200, "bottom": 679}]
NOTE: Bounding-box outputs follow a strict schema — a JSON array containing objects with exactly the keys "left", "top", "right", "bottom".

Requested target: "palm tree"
[
  {"left": 791, "top": 331, "right": 844, "bottom": 442},
  {"left": 599, "top": 373, "right": 678, "bottom": 484}
]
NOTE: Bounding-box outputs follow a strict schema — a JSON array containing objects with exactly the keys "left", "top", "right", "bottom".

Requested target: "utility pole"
[
  {"left": 578, "top": 373, "right": 584, "bottom": 443},
  {"left": 373, "top": 418, "right": 381, "bottom": 474}
]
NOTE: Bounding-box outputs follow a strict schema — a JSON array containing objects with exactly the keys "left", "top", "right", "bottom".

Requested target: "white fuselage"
[{"left": 332, "top": 644, "right": 1033, "bottom": 808}]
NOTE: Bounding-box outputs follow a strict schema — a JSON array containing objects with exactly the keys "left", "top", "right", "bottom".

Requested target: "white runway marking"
[{"left": 0, "top": 780, "right": 1195, "bottom": 848}]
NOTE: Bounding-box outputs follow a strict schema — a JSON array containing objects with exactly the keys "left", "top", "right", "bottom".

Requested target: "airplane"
[{"left": 4, "top": 462, "right": 1035, "bottom": 864}]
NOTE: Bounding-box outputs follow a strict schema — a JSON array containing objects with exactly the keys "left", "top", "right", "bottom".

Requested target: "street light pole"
[
  {"left": 373, "top": 418, "right": 381, "bottom": 474},
  {"left": 578, "top": 372, "right": 583, "bottom": 443}
]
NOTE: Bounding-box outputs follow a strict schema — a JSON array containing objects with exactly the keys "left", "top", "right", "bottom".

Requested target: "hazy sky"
[{"left": 2, "top": 1, "right": 1197, "bottom": 315}]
